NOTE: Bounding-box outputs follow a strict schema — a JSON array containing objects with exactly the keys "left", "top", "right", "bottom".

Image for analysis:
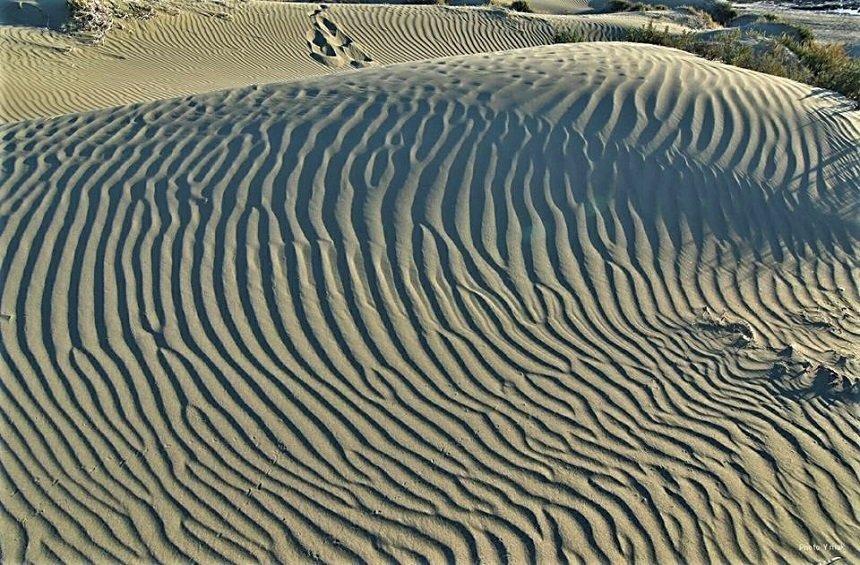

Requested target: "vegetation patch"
[
  {"left": 679, "top": 6, "right": 718, "bottom": 29},
  {"left": 553, "top": 28, "right": 587, "bottom": 43},
  {"left": 607, "top": 0, "right": 667, "bottom": 12},
  {"left": 611, "top": 23, "right": 858, "bottom": 104},
  {"left": 706, "top": 0, "right": 736, "bottom": 25},
  {"left": 63, "top": 0, "right": 232, "bottom": 43},
  {"left": 65, "top": 0, "right": 158, "bottom": 42},
  {"left": 795, "top": 25, "right": 814, "bottom": 42},
  {"left": 553, "top": 20, "right": 858, "bottom": 103},
  {"left": 779, "top": 36, "right": 859, "bottom": 102},
  {"left": 508, "top": 0, "right": 533, "bottom": 12}
]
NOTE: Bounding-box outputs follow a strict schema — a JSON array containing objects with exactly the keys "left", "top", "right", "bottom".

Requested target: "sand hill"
[
  {"left": 0, "top": 3, "right": 549, "bottom": 121},
  {"left": 1, "top": 38, "right": 858, "bottom": 562},
  {"left": 0, "top": 1, "right": 700, "bottom": 122}
]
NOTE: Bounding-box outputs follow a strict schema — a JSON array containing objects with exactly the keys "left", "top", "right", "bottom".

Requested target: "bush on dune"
[
  {"left": 555, "top": 21, "right": 859, "bottom": 104},
  {"left": 794, "top": 25, "right": 815, "bottom": 43},
  {"left": 509, "top": 0, "right": 533, "bottom": 12},
  {"left": 553, "top": 28, "right": 587, "bottom": 43},
  {"left": 707, "top": 0, "right": 736, "bottom": 25},
  {"left": 680, "top": 6, "right": 718, "bottom": 29},
  {"left": 607, "top": 0, "right": 647, "bottom": 12},
  {"left": 65, "top": 0, "right": 156, "bottom": 42},
  {"left": 606, "top": 0, "right": 667, "bottom": 12},
  {"left": 629, "top": 24, "right": 859, "bottom": 103},
  {"left": 779, "top": 37, "right": 860, "bottom": 102}
]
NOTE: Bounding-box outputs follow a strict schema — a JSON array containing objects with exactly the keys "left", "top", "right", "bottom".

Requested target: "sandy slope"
[
  {"left": 0, "top": 1, "right": 699, "bottom": 123},
  {"left": 0, "top": 2, "right": 558, "bottom": 122},
  {"left": 1, "top": 42, "right": 858, "bottom": 563},
  {"left": 737, "top": 5, "right": 860, "bottom": 57}
]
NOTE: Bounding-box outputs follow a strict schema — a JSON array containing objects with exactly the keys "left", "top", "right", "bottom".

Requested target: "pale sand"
[
  {"left": 0, "top": 2, "right": 556, "bottom": 121},
  {"left": 1, "top": 40, "right": 858, "bottom": 562},
  {"left": 0, "top": 1, "right": 703, "bottom": 122},
  {"left": 737, "top": 4, "right": 860, "bottom": 57}
]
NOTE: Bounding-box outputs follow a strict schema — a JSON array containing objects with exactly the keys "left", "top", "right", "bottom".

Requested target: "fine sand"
[
  {"left": 737, "top": 4, "right": 860, "bottom": 56},
  {"left": 1, "top": 37, "right": 858, "bottom": 562},
  {"left": 0, "top": 2, "right": 553, "bottom": 121},
  {"left": 0, "top": 1, "right": 701, "bottom": 122}
]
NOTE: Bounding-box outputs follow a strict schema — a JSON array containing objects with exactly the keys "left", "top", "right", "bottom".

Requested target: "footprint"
[{"left": 306, "top": 6, "right": 375, "bottom": 70}]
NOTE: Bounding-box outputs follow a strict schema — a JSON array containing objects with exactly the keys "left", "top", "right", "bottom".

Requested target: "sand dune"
[
  {"left": 1, "top": 42, "right": 858, "bottom": 562},
  {"left": 543, "top": 11, "right": 691, "bottom": 39},
  {"left": 326, "top": 4, "right": 553, "bottom": 63},
  {"left": 0, "top": 2, "right": 558, "bottom": 122},
  {"left": 736, "top": 5, "right": 860, "bottom": 57},
  {"left": 527, "top": 0, "right": 592, "bottom": 15},
  {"left": 0, "top": 1, "right": 697, "bottom": 123},
  {"left": 1, "top": 1, "right": 318, "bottom": 121}
]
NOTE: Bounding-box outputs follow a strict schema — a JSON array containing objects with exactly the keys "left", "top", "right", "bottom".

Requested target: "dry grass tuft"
[{"left": 64, "top": 0, "right": 158, "bottom": 42}]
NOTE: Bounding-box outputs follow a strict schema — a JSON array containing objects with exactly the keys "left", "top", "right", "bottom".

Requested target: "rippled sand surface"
[{"left": 1, "top": 8, "right": 858, "bottom": 565}]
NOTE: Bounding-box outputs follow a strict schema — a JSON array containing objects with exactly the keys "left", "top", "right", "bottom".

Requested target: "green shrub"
[
  {"left": 626, "top": 22, "right": 858, "bottom": 103},
  {"left": 509, "top": 0, "right": 533, "bottom": 12},
  {"left": 795, "top": 25, "right": 814, "bottom": 42},
  {"left": 708, "top": 0, "right": 737, "bottom": 25},
  {"left": 607, "top": 0, "right": 662, "bottom": 11},
  {"left": 626, "top": 23, "right": 693, "bottom": 48},
  {"left": 65, "top": 0, "right": 113, "bottom": 39},
  {"left": 608, "top": 0, "right": 638, "bottom": 11},
  {"left": 680, "top": 6, "right": 718, "bottom": 28},
  {"left": 780, "top": 37, "right": 860, "bottom": 103},
  {"left": 553, "top": 28, "right": 587, "bottom": 43},
  {"left": 678, "top": 1, "right": 735, "bottom": 25}
]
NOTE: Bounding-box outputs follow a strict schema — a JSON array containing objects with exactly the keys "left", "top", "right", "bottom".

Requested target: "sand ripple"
[{"left": 1, "top": 43, "right": 858, "bottom": 562}]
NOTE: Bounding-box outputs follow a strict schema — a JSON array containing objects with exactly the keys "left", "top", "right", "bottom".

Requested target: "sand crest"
[{"left": 0, "top": 2, "right": 558, "bottom": 122}]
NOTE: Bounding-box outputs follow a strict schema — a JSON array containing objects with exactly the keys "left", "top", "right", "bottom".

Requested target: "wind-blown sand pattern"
[
  {"left": 1, "top": 42, "right": 858, "bottom": 562},
  {"left": 1, "top": 1, "right": 690, "bottom": 124},
  {"left": 0, "top": 2, "right": 320, "bottom": 122},
  {"left": 0, "top": 2, "right": 558, "bottom": 122},
  {"left": 541, "top": 12, "right": 691, "bottom": 40},
  {"left": 325, "top": 4, "right": 553, "bottom": 63}
]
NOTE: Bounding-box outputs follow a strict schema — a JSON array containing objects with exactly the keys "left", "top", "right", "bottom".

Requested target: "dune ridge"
[
  {"left": 0, "top": 1, "right": 694, "bottom": 123},
  {"left": 0, "top": 2, "right": 559, "bottom": 122},
  {"left": 1, "top": 43, "right": 859, "bottom": 563}
]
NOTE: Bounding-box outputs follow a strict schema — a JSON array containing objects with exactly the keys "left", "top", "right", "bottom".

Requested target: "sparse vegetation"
[
  {"left": 508, "top": 0, "right": 533, "bottom": 12},
  {"left": 608, "top": 0, "right": 645, "bottom": 11},
  {"left": 619, "top": 23, "right": 859, "bottom": 104},
  {"left": 64, "top": 0, "right": 156, "bottom": 42},
  {"left": 553, "top": 20, "right": 858, "bottom": 104},
  {"left": 794, "top": 25, "right": 814, "bottom": 43},
  {"left": 63, "top": 0, "right": 233, "bottom": 42},
  {"left": 680, "top": 6, "right": 718, "bottom": 29},
  {"left": 708, "top": 0, "right": 736, "bottom": 25},
  {"left": 779, "top": 36, "right": 860, "bottom": 103},
  {"left": 607, "top": 0, "right": 667, "bottom": 11},
  {"left": 676, "top": 1, "right": 736, "bottom": 26},
  {"left": 553, "top": 28, "right": 587, "bottom": 43}
]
